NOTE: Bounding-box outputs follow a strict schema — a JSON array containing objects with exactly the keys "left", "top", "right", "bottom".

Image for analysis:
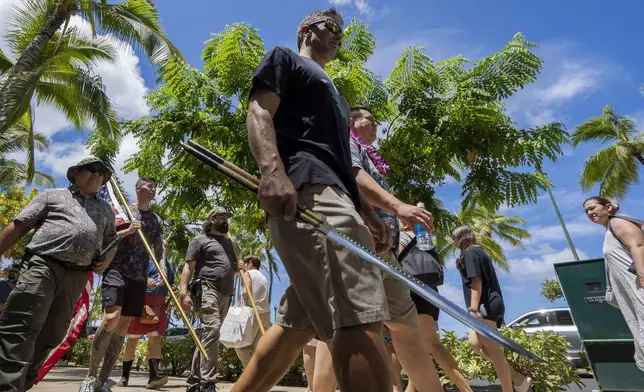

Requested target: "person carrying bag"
[{"left": 220, "top": 277, "right": 255, "bottom": 349}]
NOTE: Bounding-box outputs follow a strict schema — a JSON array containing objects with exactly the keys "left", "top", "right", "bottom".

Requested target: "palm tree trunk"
[{"left": 0, "top": 0, "right": 73, "bottom": 131}]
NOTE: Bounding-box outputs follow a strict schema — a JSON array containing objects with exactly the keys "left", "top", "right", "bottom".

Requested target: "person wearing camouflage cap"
[
  {"left": 81, "top": 176, "right": 165, "bottom": 392},
  {"left": 0, "top": 157, "right": 119, "bottom": 391},
  {"left": 179, "top": 206, "right": 243, "bottom": 392}
]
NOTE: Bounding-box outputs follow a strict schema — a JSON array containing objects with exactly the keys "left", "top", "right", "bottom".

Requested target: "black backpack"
[{"left": 398, "top": 237, "right": 444, "bottom": 287}]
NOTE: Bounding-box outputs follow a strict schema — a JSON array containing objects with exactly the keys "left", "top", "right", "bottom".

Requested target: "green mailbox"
[{"left": 555, "top": 258, "right": 644, "bottom": 391}]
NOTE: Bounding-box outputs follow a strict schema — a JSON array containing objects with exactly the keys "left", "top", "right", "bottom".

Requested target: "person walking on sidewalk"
[
  {"left": 234, "top": 255, "right": 271, "bottom": 368},
  {"left": 0, "top": 157, "right": 118, "bottom": 392},
  {"left": 119, "top": 240, "right": 175, "bottom": 389},
  {"left": 452, "top": 225, "right": 532, "bottom": 392},
  {"left": 232, "top": 8, "right": 393, "bottom": 392},
  {"left": 80, "top": 177, "right": 164, "bottom": 392},
  {"left": 180, "top": 207, "right": 241, "bottom": 392}
]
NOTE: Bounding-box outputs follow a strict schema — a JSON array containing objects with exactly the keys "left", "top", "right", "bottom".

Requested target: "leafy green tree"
[
  {"left": 0, "top": 122, "right": 53, "bottom": 188},
  {"left": 571, "top": 104, "right": 644, "bottom": 199},
  {"left": 439, "top": 204, "right": 530, "bottom": 271},
  {"left": 541, "top": 278, "right": 564, "bottom": 302},
  {"left": 0, "top": 187, "right": 40, "bottom": 260},
  {"left": 0, "top": 0, "right": 181, "bottom": 135},
  {"left": 380, "top": 34, "right": 568, "bottom": 218}
]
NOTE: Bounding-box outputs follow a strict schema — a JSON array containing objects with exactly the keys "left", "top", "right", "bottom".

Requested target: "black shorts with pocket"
[
  {"left": 410, "top": 285, "right": 440, "bottom": 320},
  {"left": 101, "top": 268, "right": 146, "bottom": 317},
  {"left": 480, "top": 296, "right": 505, "bottom": 328}
]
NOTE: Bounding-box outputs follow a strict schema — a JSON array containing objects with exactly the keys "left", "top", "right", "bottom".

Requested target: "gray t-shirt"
[
  {"left": 16, "top": 187, "right": 116, "bottom": 266},
  {"left": 185, "top": 233, "right": 236, "bottom": 296}
]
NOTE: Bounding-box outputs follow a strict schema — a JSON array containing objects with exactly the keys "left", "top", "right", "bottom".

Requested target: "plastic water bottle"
[{"left": 415, "top": 202, "right": 435, "bottom": 251}]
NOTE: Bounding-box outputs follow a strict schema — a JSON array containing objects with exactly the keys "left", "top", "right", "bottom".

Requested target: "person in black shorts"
[
  {"left": 397, "top": 225, "right": 472, "bottom": 392},
  {"left": 80, "top": 177, "right": 164, "bottom": 392},
  {"left": 452, "top": 225, "right": 532, "bottom": 392}
]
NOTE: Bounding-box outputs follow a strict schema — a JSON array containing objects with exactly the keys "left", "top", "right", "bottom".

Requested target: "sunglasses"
[
  {"left": 310, "top": 19, "right": 343, "bottom": 37},
  {"left": 81, "top": 164, "right": 106, "bottom": 176}
]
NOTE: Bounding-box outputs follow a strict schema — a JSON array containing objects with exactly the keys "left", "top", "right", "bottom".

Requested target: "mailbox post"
[{"left": 555, "top": 258, "right": 644, "bottom": 391}]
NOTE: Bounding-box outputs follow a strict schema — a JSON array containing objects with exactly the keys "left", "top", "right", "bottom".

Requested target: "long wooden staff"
[
  {"left": 228, "top": 234, "right": 266, "bottom": 335},
  {"left": 109, "top": 178, "right": 208, "bottom": 359}
]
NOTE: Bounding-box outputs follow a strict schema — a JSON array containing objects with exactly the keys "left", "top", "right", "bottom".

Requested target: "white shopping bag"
[{"left": 220, "top": 279, "right": 255, "bottom": 348}]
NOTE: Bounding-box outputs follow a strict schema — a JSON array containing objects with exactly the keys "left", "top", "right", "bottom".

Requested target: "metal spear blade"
[{"left": 318, "top": 222, "right": 542, "bottom": 362}]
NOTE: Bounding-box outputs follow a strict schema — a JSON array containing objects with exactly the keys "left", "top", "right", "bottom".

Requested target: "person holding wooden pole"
[
  {"left": 80, "top": 177, "right": 165, "bottom": 392},
  {"left": 234, "top": 255, "right": 270, "bottom": 368},
  {"left": 180, "top": 207, "right": 242, "bottom": 392}
]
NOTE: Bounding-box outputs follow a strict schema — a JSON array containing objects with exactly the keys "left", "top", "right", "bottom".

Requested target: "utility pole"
[{"left": 543, "top": 171, "right": 580, "bottom": 261}]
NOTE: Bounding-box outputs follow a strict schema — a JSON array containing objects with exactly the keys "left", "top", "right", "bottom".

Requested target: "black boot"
[
  {"left": 146, "top": 358, "right": 168, "bottom": 390},
  {"left": 120, "top": 360, "right": 133, "bottom": 387}
]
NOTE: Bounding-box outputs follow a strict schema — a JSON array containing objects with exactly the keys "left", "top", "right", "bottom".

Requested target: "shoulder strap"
[
  {"left": 398, "top": 236, "right": 417, "bottom": 262},
  {"left": 608, "top": 215, "right": 643, "bottom": 248}
]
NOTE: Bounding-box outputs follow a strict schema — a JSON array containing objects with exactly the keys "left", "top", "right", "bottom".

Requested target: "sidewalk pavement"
[{"left": 32, "top": 367, "right": 308, "bottom": 392}]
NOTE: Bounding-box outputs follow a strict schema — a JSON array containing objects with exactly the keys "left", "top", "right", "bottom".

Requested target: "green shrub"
[
  {"left": 68, "top": 338, "right": 92, "bottom": 367},
  {"left": 161, "top": 338, "right": 196, "bottom": 376},
  {"left": 432, "top": 328, "right": 582, "bottom": 392}
]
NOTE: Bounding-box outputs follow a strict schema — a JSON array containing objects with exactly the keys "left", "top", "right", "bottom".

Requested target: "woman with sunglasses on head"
[
  {"left": 452, "top": 226, "right": 531, "bottom": 392},
  {"left": 583, "top": 196, "right": 644, "bottom": 372}
]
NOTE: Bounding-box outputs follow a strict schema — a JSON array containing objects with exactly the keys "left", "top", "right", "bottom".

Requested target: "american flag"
[
  {"left": 36, "top": 272, "right": 94, "bottom": 384},
  {"left": 97, "top": 182, "right": 130, "bottom": 227}
]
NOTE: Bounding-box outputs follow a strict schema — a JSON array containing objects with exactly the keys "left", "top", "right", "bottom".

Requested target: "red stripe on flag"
[{"left": 35, "top": 272, "right": 94, "bottom": 384}]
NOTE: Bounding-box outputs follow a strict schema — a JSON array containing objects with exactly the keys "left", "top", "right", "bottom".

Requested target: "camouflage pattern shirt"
[
  {"left": 350, "top": 136, "right": 400, "bottom": 249},
  {"left": 107, "top": 204, "right": 163, "bottom": 282},
  {"left": 15, "top": 187, "right": 117, "bottom": 266}
]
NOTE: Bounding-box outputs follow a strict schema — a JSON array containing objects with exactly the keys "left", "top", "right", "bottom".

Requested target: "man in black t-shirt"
[{"left": 232, "top": 8, "right": 392, "bottom": 392}]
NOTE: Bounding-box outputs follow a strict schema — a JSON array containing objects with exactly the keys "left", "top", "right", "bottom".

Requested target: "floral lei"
[{"left": 350, "top": 130, "right": 390, "bottom": 175}]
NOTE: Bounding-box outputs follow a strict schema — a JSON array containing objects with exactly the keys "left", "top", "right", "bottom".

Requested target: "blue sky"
[{"left": 1, "top": 0, "right": 644, "bottom": 337}]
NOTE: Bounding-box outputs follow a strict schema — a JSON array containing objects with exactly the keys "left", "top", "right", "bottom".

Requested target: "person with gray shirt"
[
  {"left": 180, "top": 207, "right": 242, "bottom": 392},
  {"left": 0, "top": 157, "right": 118, "bottom": 392}
]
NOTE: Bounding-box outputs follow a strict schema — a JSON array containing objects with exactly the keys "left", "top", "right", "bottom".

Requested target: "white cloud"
[
  {"left": 526, "top": 215, "right": 604, "bottom": 244},
  {"left": 502, "top": 247, "right": 590, "bottom": 282},
  {"left": 329, "top": 0, "right": 372, "bottom": 14},
  {"left": 506, "top": 41, "right": 615, "bottom": 128}
]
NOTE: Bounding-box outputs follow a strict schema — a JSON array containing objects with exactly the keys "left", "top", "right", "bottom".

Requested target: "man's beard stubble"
[{"left": 215, "top": 222, "right": 229, "bottom": 234}]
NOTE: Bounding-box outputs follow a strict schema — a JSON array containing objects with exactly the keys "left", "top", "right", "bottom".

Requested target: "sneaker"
[
  {"left": 515, "top": 376, "right": 533, "bottom": 392},
  {"left": 94, "top": 385, "right": 112, "bottom": 392},
  {"left": 79, "top": 377, "right": 96, "bottom": 392},
  {"left": 186, "top": 385, "right": 200, "bottom": 392},
  {"left": 202, "top": 383, "right": 218, "bottom": 392},
  {"left": 146, "top": 375, "right": 169, "bottom": 390},
  {"left": 119, "top": 377, "right": 129, "bottom": 387},
  {"left": 105, "top": 379, "right": 117, "bottom": 389}
]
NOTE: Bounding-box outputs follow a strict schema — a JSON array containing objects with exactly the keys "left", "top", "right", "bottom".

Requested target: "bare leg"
[
  {"left": 387, "top": 341, "right": 404, "bottom": 392},
  {"left": 468, "top": 324, "right": 525, "bottom": 386},
  {"left": 231, "top": 325, "right": 315, "bottom": 392},
  {"left": 387, "top": 321, "right": 442, "bottom": 392},
  {"left": 419, "top": 315, "right": 471, "bottom": 392},
  {"left": 123, "top": 335, "right": 140, "bottom": 362},
  {"left": 468, "top": 320, "right": 525, "bottom": 392},
  {"left": 303, "top": 343, "right": 316, "bottom": 391},
  {"left": 331, "top": 322, "right": 391, "bottom": 392},
  {"left": 312, "top": 341, "right": 337, "bottom": 392}
]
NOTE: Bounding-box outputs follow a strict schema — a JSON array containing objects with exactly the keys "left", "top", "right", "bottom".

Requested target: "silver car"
[{"left": 507, "top": 307, "right": 586, "bottom": 368}]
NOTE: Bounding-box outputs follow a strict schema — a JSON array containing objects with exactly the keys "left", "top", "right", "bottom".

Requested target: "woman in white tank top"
[
  {"left": 235, "top": 255, "right": 271, "bottom": 368},
  {"left": 584, "top": 196, "right": 644, "bottom": 371}
]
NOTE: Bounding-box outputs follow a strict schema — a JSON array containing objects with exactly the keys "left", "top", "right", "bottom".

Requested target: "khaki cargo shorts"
[
  {"left": 269, "top": 184, "right": 390, "bottom": 341},
  {"left": 382, "top": 250, "right": 419, "bottom": 329}
]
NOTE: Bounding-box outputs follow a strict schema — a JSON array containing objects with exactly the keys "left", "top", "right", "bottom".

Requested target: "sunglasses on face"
[
  {"left": 310, "top": 19, "right": 343, "bottom": 38},
  {"left": 81, "top": 165, "right": 105, "bottom": 176}
]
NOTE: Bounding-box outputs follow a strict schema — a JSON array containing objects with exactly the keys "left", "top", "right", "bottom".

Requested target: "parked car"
[
  {"left": 165, "top": 326, "right": 203, "bottom": 340},
  {"left": 507, "top": 307, "right": 587, "bottom": 368}
]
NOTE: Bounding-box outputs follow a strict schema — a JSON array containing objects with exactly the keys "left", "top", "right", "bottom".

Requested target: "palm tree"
[
  {"left": 571, "top": 104, "right": 644, "bottom": 200},
  {"left": 0, "top": 0, "right": 182, "bottom": 134},
  {"left": 0, "top": 127, "right": 54, "bottom": 189},
  {"left": 439, "top": 204, "right": 531, "bottom": 271}
]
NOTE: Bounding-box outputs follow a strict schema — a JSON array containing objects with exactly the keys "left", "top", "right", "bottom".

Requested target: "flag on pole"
[
  {"left": 98, "top": 182, "right": 130, "bottom": 227},
  {"left": 35, "top": 272, "right": 94, "bottom": 384}
]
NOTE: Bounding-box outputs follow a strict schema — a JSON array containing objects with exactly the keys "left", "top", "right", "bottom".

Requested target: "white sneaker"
[
  {"left": 79, "top": 377, "right": 96, "bottom": 392},
  {"left": 515, "top": 376, "right": 532, "bottom": 392}
]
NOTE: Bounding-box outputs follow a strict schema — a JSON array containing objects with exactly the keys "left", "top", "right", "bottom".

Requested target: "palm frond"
[
  {"left": 0, "top": 67, "right": 42, "bottom": 133},
  {"left": 571, "top": 117, "right": 620, "bottom": 146},
  {"left": 578, "top": 144, "right": 635, "bottom": 197},
  {"left": 5, "top": 0, "right": 50, "bottom": 57},
  {"left": 478, "top": 235, "right": 509, "bottom": 271},
  {"left": 79, "top": 0, "right": 182, "bottom": 65},
  {"left": 0, "top": 49, "right": 13, "bottom": 76},
  {"left": 0, "top": 158, "right": 55, "bottom": 190}
]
